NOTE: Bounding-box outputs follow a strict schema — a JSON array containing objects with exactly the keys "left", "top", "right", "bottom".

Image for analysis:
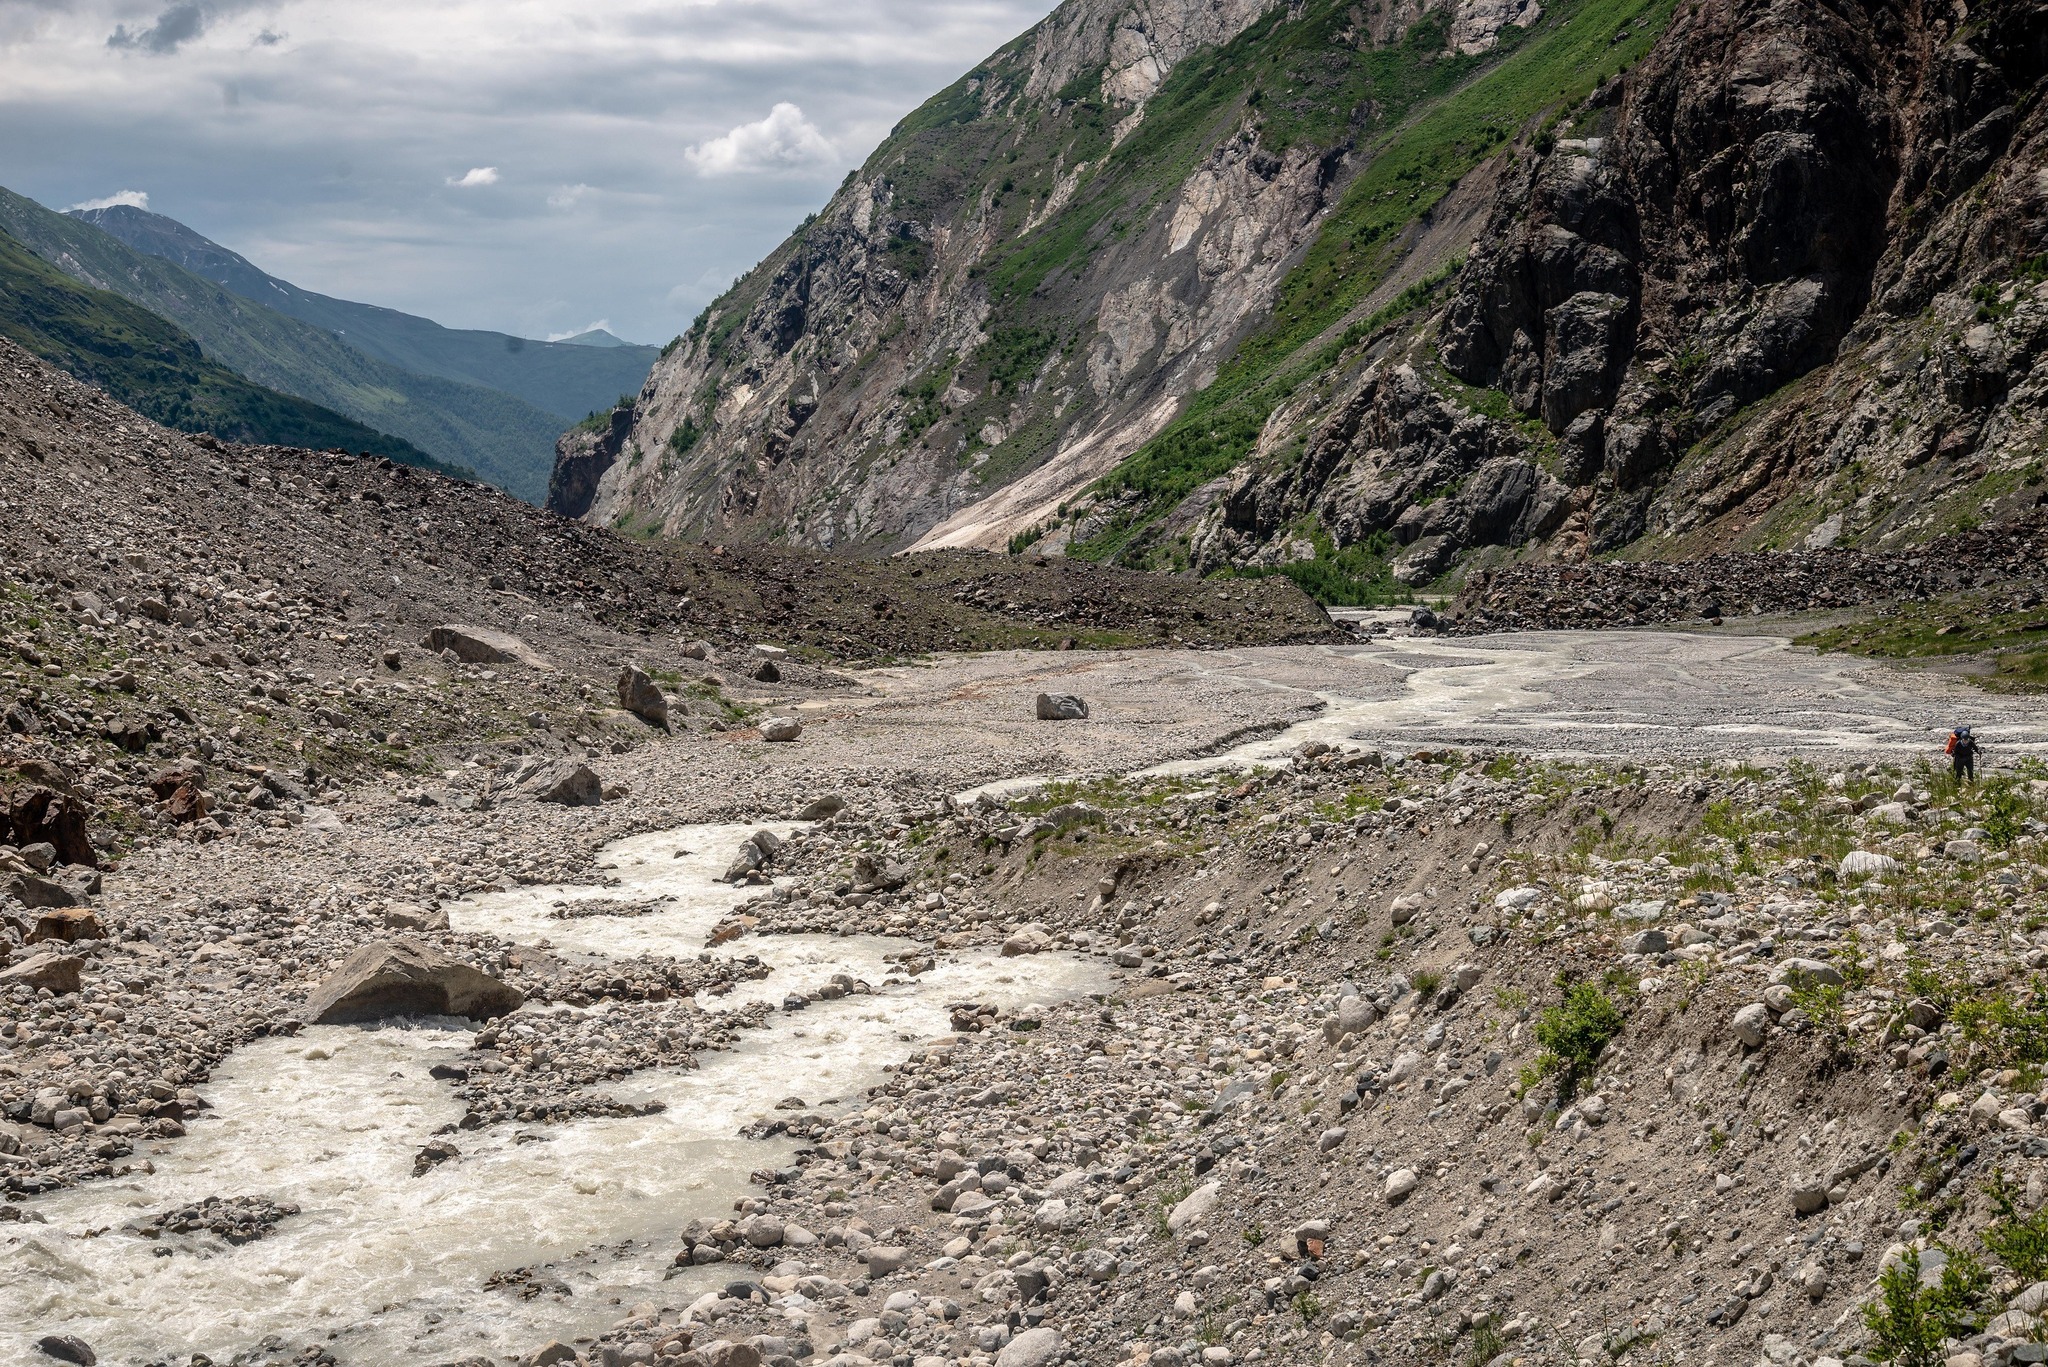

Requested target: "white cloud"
[
  {"left": 0, "top": 0, "right": 1061, "bottom": 336},
  {"left": 447, "top": 166, "right": 499, "bottom": 187},
  {"left": 686, "top": 102, "right": 835, "bottom": 177},
  {"left": 69, "top": 188, "right": 150, "bottom": 210},
  {"left": 547, "top": 182, "right": 593, "bottom": 210},
  {"left": 547, "top": 319, "right": 611, "bottom": 341}
]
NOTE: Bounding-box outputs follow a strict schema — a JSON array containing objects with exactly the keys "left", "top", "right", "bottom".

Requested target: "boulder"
[
  {"left": 0, "top": 951, "right": 83, "bottom": 995},
  {"left": 1772, "top": 958, "right": 1845, "bottom": 989},
  {"left": 26, "top": 908, "right": 104, "bottom": 944},
  {"left": 739, "top": 1214, "right": 785, "bottom": 1248},
  {"left": 1167, "top": 1181, "right": 1220, "bottom": 1233},
  {"left": 1789, "top": 1175, "right": 1829, "bottom": 1215},
  {"left": 700, "top": 1344, "right": 762, "bottom": 1367},
  {"left": 1385, "top": 1168, "right": 1420, "bottom": 1202},
  {"left": 1035, "top": 693, "right": 1089, "bottom": 721},
  {"left": 528, "top": 763, "right": 602, "bottom": 806},
  {"left": 796, "top": 794, "right": 846, "bottom": 820},
  {"left": 865, "top": 1244, "right": 911, "bottom": 1278},
  {"left": 1732, "top": 1002, "right": 1771, "bottom": 1048},
  {"left": 1323, "top": 994, "right": 1379, "bottom": 1043},
  {"left": 2, "top": 769, "right": 95, "bottom": 869},
  {"left": 1001, "top": 924, "right": 1056, "bottom": 957},
  {"left": 2, "top": 872, "right": 80, "bottom": 910},
  {"left": 617, "top": 665, "right": 670, "bottom": 729},
  {"left": 419, "top": 624, "right": 547, "bottom": 669},
  {"left": 382, "top": 902, "right": 451, "bottom": 932},
  {"left": 301, "top": 939, "right": 523, "bottom": 1024},
  {"left": 723, "top": 842, "right": 766, "bottom": 884},
  {"left": 760, "top": 716, "right": 803, "bottom": 742},
  {"left": 852, "top": 852, "right": 910, "bottom": 891},
  {"left": 995, "top": 1328, "right": 1065, "bottom": 1367},
  {"left": 681, "top": 639, "right": 713, "bottom": 660},
  {"left": 1839, "top": 850, "right": 1899, "bottom": 878},
  {"left": 750, "top": 660, "right": 782, "bottom": 683},
  {"left": 34, "top": 1337, "right": 97, "bottom": 1366}
]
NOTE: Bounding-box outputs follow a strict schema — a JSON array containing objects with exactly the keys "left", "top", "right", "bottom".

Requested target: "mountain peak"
[{"left": 554, "top": 329, "right": 635, "bottom": 349}]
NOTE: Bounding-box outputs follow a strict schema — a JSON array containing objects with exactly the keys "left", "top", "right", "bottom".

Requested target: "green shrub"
[
  {"left": 1862, "top": 1246, "right": 1992, "bottom": 1367},
  {"left": 1952, "top": 978, "right": 2048, "bottom": 1074},
  {"left": 1526, "top": 981, "right": 1625, "bottom": 1097},
  {"left": 1983, "top": 1173, "right": 2048, "bottom": 1280},
  {"left": 1467, "top": 1323, "right": 1506, "bottom": 1366},
  {"left": 1983, "top": 778, "right": 2031, "bottom": 850}
]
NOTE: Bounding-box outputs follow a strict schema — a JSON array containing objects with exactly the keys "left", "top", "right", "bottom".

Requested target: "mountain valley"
[{"left": 7, "top": 0, "right": 2048, "bottom": 1365}]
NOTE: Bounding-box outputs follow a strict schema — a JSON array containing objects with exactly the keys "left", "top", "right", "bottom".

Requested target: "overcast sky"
[{"left": 0, "top": 0, "right": 1059, "bottom": 343}]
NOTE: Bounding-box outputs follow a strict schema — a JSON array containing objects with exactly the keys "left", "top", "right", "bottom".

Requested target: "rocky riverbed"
[{"left": 10, "top": 628, "right": 2048, "bottom": 1367}]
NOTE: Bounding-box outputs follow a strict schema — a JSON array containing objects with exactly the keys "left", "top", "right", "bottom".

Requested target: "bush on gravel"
[
  {"left": 1862, "top": 1246, "right": 1993, "bottom": 1367},
  {"left": 1523, "top": 979, "right": 1625, "bottom": 1100}
]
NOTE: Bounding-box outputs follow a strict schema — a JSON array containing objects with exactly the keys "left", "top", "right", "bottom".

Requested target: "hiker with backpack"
[{"left": 1945, "top": 725, "right": 1979, "bottom": 783}]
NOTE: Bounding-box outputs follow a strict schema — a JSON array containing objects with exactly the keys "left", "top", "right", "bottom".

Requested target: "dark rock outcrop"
[
  {"left": 2, "top": 762, "right": 94, "bottom": 868},
  {"left": 546, "top": 403, "right": 633, "bottom": 519},
  {"left": 1197, "top": 0, "right": 2048, "bottom": 580}
]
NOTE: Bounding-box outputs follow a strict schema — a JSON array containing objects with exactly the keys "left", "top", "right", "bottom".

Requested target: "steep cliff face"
[
  {"left": 563, "top": 0, "right": 1600, "bottom": 551},
  {"left": 571, "top": 0, "right": 2046, "bottom": 591},
  {"left": 1182, "top": 0, "right": 2048, "bottom": 587}
]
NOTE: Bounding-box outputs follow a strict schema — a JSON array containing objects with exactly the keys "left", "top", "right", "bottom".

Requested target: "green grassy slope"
[
  {"left": 73, "top": 204, "right": 658, "bottom": 422},
  {"left": 0, "top": 225, "right": 461, "bottom": 472},
  {"left": 0, "top": 187, "right": 567, "bottom": 500}
]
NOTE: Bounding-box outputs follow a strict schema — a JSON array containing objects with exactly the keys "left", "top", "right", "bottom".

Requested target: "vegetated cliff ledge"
[{"left": 558, "top": 0, "right": 2048, "bottom": 609}]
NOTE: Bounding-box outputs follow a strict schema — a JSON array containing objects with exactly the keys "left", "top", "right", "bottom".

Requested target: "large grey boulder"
[
  {"left": 1166, "top": 1180, "right": 1219, "bottom": 1233},
  {"left": 995, "top": 1328, "right": 1065, "bottom": 1367},
  {"left": 0, "top": 951, "right": 83, "bottom": 995},
  {"left": 2, "top": 871, "right": 80, "bottom": 909},
  {"left": 760, "top": 716, "right": 802, "bottom": 742},
  {"left": 1839, "top": 850, "right": 1899, "bottom": 879},
  {"left": 618, "top": 664, "right": 670, "bottom": 729},
  {"left": 419, "top": 624, "right": 547, "bottom": 669},
  {"left": 1035, "top": 693, "right": 1089, "bottom": 721},
  {"left": 302, "top": 939, "right": 522, "bottom": 1024},
  {"left": 528, "top": 762, "right": 602, "bottom": 806}
]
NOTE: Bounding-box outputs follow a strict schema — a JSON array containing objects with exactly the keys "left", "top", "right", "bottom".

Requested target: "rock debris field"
[{"left": 10, "top": 341, "right": 2048, "bottom": 1367}]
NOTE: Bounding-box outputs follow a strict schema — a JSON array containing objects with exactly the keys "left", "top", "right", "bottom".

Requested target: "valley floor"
[{"left": 9, "top": 631, "right": 2048, "bottom": 1367}]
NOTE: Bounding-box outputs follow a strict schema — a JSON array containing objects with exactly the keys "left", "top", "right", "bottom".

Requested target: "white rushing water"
[{"left": 1, "top": 825, "right": 1105, "bottom": 1365}]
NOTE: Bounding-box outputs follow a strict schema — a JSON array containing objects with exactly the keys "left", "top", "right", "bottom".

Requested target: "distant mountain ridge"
[
  {"left": 73, "top": 204, "right": 658, "bottom": 424},
  {"left": 0, "top": 222, "right": 457, "bottom": 474},
  {"left": 0, "top": 187, "right": 596, "bottom": 501}
]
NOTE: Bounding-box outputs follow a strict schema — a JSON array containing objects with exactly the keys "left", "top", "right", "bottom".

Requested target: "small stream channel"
[{"left": 0, "top": 825, "right": 1105, "bottom": 1365}]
